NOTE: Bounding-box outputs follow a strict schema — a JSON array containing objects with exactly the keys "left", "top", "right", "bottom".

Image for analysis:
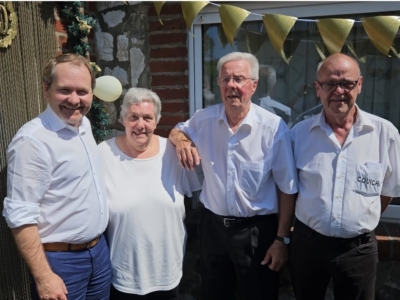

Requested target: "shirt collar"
[
  {"left": 218, "top": 103, "right": 254, "bottom": 129},
  {"left": 43, "top": 105, "right": 86, "bottom": 134},
  {"left": 310, "top": 104, "right": 375, "bottom": 132}
]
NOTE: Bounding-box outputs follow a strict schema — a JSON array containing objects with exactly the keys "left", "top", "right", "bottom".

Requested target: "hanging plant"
[{"left": 58, "top": 1, "right": 109, "bottom": 143}]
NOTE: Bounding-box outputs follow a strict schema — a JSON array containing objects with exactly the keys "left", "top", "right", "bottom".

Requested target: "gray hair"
[
  {"left": 316, "top": 53, "right": 361, "bottom": 79},
  {"left": 120, "top": 88, "right": 162, "bottom": 123},
  {"left": 217, "top": 52, "right": 260, "bottom": 80},
  {"left": 259, "top": 64, "right": 276, "bottom": 95}
]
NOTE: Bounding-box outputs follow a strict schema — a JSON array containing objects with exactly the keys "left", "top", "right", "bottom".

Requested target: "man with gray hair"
[
  {"left": 169, "top": 52, "right": 298, "bottom": 299},
  {"left": 290, "top": 53, "right": 400, "bottom": 299}
]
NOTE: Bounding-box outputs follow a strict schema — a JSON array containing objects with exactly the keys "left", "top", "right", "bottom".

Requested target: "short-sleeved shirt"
[
  {"left": 3, "top": 105, "right": 108, "bottom": 243},
  {"left": 291, "top": 106, "right": 400, "bottom": 238},
  {"left": 177, "top": 103, "right": 298, "bottom": 217}
]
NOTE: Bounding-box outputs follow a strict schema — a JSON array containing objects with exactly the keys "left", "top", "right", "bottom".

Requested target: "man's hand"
[
  {"left": 36, "top": 272, "right": 68, "bottom": 300},
  {"left": 261, "top": 239, "right": 288, "bottom": 271},
  {"left": 169, "top": 128, "right": 200, "bottom": 170}
]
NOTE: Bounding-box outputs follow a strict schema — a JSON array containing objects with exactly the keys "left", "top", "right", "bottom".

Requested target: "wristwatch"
[{"left": 275, "top": 235, "right": 291, "bottom": 245}]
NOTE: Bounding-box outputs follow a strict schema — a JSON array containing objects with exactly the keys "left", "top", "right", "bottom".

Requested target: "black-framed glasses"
[
  {"left": 217, "top": 76, "right": 254, "bottom": 88},
  {"left": 316, "top": 78, "right": 360, "bottom": 92}
]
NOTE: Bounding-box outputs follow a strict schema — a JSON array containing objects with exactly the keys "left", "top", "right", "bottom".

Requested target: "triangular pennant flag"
[
  {"left": 181, "top": 1, "right": 208, "bottom": 31},
  {"left": 153, "top": 1, "right": 165, "bottom": 25},
  {"left": 218, "top": 4, "right": 250, "bottom": 46},
  {"left": 263, "top": 14, "right": 297, "bottom": 64},
  {"left": 361, "top": 16, "right": 400, "bottom": 56},
  {"left": 317, "top": 18, "right": 354, "bottom": 54}
]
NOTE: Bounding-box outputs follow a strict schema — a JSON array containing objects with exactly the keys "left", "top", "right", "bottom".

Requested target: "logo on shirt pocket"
[{"left": 353, "top": 162, "right": 383, "bottom": 197}]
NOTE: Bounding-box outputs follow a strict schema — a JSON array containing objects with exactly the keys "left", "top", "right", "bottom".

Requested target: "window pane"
[{"left": 202, "top": 12, "right": 400, "bottom": 130}]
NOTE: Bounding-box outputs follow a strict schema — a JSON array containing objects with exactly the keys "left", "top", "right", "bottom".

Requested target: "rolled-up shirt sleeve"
[
  {"left": 271, "top": 120, "right": 298, "bottom": 194},
  {"left": 3, "top": 134, "right": 51, "bottom": 228}
]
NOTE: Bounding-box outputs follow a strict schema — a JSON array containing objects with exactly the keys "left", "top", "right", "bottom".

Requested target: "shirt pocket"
[
  {"left": 353, "top": 162, "right": 383, "bottom": 197},
  {"left": 239, "top": 161, "right": 266, "bottom": 197}
]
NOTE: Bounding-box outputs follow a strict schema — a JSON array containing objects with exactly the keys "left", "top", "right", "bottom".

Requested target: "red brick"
[
  {"left": 158, "top": 114, "right": 188, "bottom": 127},
  {"left": 150, "top": 47, "right": 187, "bottom": 59},
  {"left": 152, "top": 88, "right": 188, "bottom": 100},
  {"left": 149, "top": 18, "right": 186, "bottom": 32},
  {"left": 149, "top": 32, "right": 187, "bottom": 45},
  {"left": 55, "top": 20, "right": 67, "bottom": 33},
  {"left": 148, "top": 3, "right": 182, "bottom": 17},
  {"left": 161, "top": 102, "right": 189, "bottom": 113},
  {"left": 152, "top": 75, "right": 188, "bottom": 87},
  {"left": 149, "top": 60, "right": 187, "bottom": 73}
]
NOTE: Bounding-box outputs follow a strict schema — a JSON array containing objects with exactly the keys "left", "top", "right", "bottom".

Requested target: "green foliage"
[{"left": 58, "top": 1, "right": 110, "bottom": 143}]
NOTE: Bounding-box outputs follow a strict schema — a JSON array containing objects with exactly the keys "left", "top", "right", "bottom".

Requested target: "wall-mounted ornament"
[{"left": 0, "top": 2, "right": 17, "bottom": 48}]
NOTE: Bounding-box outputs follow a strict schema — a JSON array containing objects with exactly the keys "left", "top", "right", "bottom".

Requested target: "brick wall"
[{"left": 148, "top": 2, "right": 189, "bottom": 137}]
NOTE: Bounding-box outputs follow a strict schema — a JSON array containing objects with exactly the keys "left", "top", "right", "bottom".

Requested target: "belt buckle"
[{"left": 223, "top": 218, "right": 235, "bottom": 227}]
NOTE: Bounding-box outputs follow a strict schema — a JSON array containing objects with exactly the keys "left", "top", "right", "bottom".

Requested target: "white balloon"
[{"left": 93, "top": 76, "right": 123, "bottom": 102}]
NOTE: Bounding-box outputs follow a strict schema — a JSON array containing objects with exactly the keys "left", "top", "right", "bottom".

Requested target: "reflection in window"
[{"left": 202, "top": 12, "right": 400, "bottom": 130}]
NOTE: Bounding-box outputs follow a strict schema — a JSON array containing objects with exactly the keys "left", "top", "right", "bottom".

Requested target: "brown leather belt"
[{"left": 42, "top": 236, "right": 100, "bottom": 252}]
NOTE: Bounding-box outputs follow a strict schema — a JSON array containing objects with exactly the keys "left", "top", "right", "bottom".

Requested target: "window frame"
[{"left": 188, "top": 1, "right": 400, "bottom": 222}]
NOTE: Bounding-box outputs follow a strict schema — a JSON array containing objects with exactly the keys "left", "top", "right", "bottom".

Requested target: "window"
[{"left": 189, "top": 1, "right": 400, "bottom": 222}]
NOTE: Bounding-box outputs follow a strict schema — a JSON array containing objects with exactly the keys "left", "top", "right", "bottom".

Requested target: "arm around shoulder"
[{"left": 168, "top": 128, "right": 201, "bottom": 170}]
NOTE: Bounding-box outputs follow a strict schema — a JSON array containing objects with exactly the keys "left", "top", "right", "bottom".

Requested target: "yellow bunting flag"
[
  {"left": 317, "top": 18, "right": 354, "bottom": 54},
  {"left": 361, "top": 16, "right": 400, "bottom": 56},
  {"left": 218, "top": 4, "right": 250, "bottom": 46},
  {"left": 181, "top": 1, "right": 208, "bottom": 31},
  {"left": 263, "top": 14, "right": 297, "bottom": 64},
  {"left": 153, "top": 1, "right": 165, "bottom": 25}
]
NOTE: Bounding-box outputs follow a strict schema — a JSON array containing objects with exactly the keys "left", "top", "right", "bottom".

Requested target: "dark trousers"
[
  {"left": 199, "top": 208, "right": 279, "bottom": 300},
  {"left": 110, "top": 285, "right": 179, "bottom": 300},
  {"left": 289, "top": 219, "right": 378, "bottom": 300},
  {"left": 30, "top": 234, "right": 112, "bottom": 300}
]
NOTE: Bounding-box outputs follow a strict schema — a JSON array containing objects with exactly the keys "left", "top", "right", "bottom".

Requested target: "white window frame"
[{"left": 187, "top": 1, "right": 400, "bottom": 222}]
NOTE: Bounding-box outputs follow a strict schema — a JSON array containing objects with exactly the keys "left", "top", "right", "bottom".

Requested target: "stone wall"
[{"left": 93, "top": 1, "right": 189, "bottom": 138}]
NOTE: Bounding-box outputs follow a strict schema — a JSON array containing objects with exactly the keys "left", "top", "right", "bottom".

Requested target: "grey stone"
[
  {"left": 95, "top": 24, "right": 114, "bottom": 61},
  {"left": 129, "top": 48, "right": 145, "bottom": 87},
  {"left": 104, "top": 66, "right": 129, "bottom": 86},
  {"left": 103, "top": 10, "right": 126, "bottom": 28},
  {"left": 117, "top": 35, "right": 129, "bottom": 61},
  {"left": 97, "top": 2, "right": 125, "bottom": 11}
]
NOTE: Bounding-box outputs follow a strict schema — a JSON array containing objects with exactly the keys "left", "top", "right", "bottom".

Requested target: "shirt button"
[{"left": 337, "top": 175, "right": 342, "bottom": 179}]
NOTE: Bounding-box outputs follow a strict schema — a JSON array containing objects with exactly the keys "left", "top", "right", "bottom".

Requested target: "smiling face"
[
  {"left": 123, "top": 101, "right": 157, "bottom": 152},
  {"left": 44, "top": 62, "right": 93, "bottom": 127},
  {"left": 315, "top": 54, "right": 363, "bottom": 120},
  {"left": 219, "top": 59, "right": 258, "bottom": 117}
]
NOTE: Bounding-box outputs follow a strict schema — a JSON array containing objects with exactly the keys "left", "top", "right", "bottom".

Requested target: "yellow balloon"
[{"left": 93, "top": 76, "right": 123, "bottom": 102}]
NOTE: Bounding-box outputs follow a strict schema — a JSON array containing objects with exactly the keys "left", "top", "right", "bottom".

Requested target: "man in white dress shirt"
[
  {"left": 3, "top": 54, "right": 111, "bottom": 300},
  {"left": 169, "top": 52, "right": 298, "bottom": 300},
  {"left": 290, "top": 53, "right": 400, "bottom": 300}
]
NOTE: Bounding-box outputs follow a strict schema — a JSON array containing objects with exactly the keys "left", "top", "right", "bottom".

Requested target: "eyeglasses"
[
  {"left": 217, "top": 76, "right": 254, "bottom": 88},
  {"left": 316, "top": 78, "right": 360, "bottom": 92}
]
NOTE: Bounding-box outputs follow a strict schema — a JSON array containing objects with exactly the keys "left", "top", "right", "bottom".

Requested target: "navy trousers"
[{"left": 31, "top": 234, "right": 112, "bottom": 300}]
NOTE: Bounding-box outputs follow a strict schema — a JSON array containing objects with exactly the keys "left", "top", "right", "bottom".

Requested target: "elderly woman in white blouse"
[{"left": 98, "top": 88, "right": 202, "bottom": 300}]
